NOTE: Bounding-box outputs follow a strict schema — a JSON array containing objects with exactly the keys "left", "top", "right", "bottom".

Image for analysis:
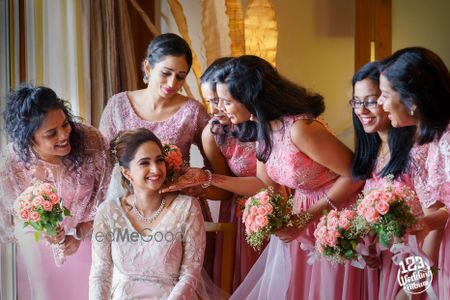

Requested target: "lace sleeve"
[
  {"left": 79, "top": 126, "right": 112, "bottom": 223},
  {"left": 89, "top": 202, "right": 113, "bottom": 300},
  {"left": 99, "top": 95, "right": 119, "bottom": 144},
  {"left": 168, "top": 197, "right": 206, "bottom": 300},
  {"left": 408, "top": 144, "right": 435, "bottom": 208}
]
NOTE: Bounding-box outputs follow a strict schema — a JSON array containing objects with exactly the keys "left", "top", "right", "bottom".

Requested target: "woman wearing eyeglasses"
[{"left": 350, "top": 61, "right": 428, "bottom": 300}]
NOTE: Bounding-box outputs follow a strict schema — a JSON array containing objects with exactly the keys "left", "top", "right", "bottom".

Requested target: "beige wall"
[{"left": 392, "top": 0, "right": 450, "bottom": 67}]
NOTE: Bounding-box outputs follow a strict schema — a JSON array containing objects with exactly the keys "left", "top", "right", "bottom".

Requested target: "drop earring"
[
  {"left": 143, "top": 73, "right": 150, "bottom": 84},
  {"left": 250, "top": 114, "right": 255, "bottom": 121}
]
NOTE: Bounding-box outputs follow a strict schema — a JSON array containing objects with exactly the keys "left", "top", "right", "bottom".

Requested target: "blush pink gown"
[
  {"left": 232, "top": 115, "right": 363, "bottom": 299},
  {"left": 89, "top": 195, "right": 207, "bottom": 299},
  {"left": 0, "top": 124, "right": 111, "bottom": 300},
  {"left": 423, "top": 126, "right": 450, "bottom": 300},
  {"left": 212, "top": 123, "right": 263, "bottom": 290},
  {"left": 362, "top": 143, "right": 428, "bottom": 300}
]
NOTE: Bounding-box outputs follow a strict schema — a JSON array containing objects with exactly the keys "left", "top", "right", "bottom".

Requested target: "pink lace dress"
[
  {"left": 89, "top": 195, "right": 207, "bottom": 299},
  {"left": 423, "top": 126, "right": 450, "bottom": 299},
  {"left": 212, "top": 124, "right": 260, "bottom": 290},
  {"left": 0, "top": 124, "right": 111, "bottom": 300},
  {"left": 232, "top": 115, "right": 363, "bottom": 299},
  {"left": 99, "top": 91, "right": 209, "bottom": 161},
  {"left": 362, "top": 143, "right": 428, "bottom": 300}
]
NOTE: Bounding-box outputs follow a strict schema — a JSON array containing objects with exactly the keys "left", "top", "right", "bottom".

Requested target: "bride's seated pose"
[{"left": 89, "top": 128, "right": 207, "bottom": 299}]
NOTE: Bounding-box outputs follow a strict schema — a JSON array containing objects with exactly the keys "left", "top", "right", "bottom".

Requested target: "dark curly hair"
[{"left": 3, "top": 84, "right": 86, "bottom": 171}]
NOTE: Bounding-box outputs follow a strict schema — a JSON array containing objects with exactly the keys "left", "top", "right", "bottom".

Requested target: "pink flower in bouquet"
[
  {"left": 242, "top": 188, "right": 293, "bottom": 251},
  {"left": 355, "top": 176, "right": 419, "bottom": 247},
  {"left": 14, "top": 182, "right": 70, "bottom": 241},
  {"left": 314, "top": 209, "right": 368, "bottom": 263}
]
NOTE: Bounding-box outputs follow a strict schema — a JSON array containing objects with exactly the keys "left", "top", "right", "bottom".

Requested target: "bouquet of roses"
[
  {"left": 242, "top": 187, "right": 295, "bottom": 251},
  {"left": 14, "top": 182, "right": 70, "bottom": 241},
  {"left": 162, "top": 143, "right": 186, "bottom": 182},
  {"left": 356, "top": 176, "right": 419, "bottom": 248},
  {"left": 314, "top": 209, "right": 370, "bottom": 264}
]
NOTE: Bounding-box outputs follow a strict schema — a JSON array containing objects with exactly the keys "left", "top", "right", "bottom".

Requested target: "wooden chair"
[{"left": 205, "top": 222, "right": 236, "bottom": 294}]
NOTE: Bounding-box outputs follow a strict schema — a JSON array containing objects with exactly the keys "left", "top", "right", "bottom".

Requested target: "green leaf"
[
  {"left": 64, "top": 208, "right": 71, "bottom": 216},
  {"left": 34, "top": 231, "right": 40, "bottom": 241}
]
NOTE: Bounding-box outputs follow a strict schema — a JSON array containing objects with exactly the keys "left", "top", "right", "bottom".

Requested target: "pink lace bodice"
[
  {"left": 99, "top": 92, "right": 209, "bottom": 162},
  {"left": 265, "top": 115, "right": 338, "bottom": 212},
  {"left": 364, "top": 143, "right": 429, "bottom": 215},
  {"left": 425, "top": 126, "right": 450, "bottom": 207},
  {"left": 0, "top": 124, "right": 111, "bottom": 243},
  {"left": 89, "top": 195, "right": 206, "bottom": 300},
  {"left": 213, "top": 125, "right": 257, "bottom": 177}
]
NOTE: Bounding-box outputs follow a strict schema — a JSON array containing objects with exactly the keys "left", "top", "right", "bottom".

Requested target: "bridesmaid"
[
  {"left": 98, "top": 33, "right": 214, "bottom": 275},
  {"left": 349, "top": 61, "right": 427, "bottom": 299},
  {"left": 378, "top": 47, "right": 450, "bottom": 299},
  {"left": 89, "top": 128, "right": 207, "bottom": 299},
  {"left": 200, "top": 58, "right": 265, "bottom": 290},
  {"left": 165, "top": 55, "right": 365, "bottom": 299},
  {"left": 1, "top": 85, "right": 111, "bottom": 299}
]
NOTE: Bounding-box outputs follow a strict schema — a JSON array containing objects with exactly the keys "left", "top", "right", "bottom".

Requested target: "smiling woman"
[{"left": 0, "top": 84, "right": 111, "bottom": 299}]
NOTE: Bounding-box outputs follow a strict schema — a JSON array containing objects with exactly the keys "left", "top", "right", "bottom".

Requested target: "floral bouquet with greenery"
[
  {"left": 14, "top": 182, "right": 70, "bottom": 241},
  {"left": 242, "top": 187, "right": 297, "bottom": 251},
  {"left": 356, "top": 176, "right": 420, "bottom": 248},
  {"left": 314, "top": 209, "right": 370, "bottom": 264}
]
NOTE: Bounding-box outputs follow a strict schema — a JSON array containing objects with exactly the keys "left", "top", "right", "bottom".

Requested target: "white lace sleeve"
[
  {"left": 89, "top": 202, "right": 113, "bottom": 300},
  {"left": 168, "top": 197, "right": 206, "bottom": 300}
]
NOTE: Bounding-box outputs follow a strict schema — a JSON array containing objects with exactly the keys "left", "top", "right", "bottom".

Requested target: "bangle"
[
  {"left": 201, "top": 169, "right": 212, "bottom": 189},
  {"left": 67, "top": 227, "right": 82, "bottom": 240},
  {"left": 58, "top": 236, "right": 66, "bottom": 245},
  {"left": 324, "top": 193, "right": 337, "bottom": 210}
]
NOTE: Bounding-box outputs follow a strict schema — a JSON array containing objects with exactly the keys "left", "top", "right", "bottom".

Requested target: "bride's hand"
[
  {"left": 275, "top": 225, "right": 302, "bottom": 243},
  {"left": 160, "top": 167, "right": 209, "bottom": 193},
  {"left": 45, "top": 225, "right": 65, "bottom": 245}
]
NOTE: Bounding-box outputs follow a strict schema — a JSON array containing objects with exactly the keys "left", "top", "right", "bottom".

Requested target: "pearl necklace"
[{"left": 130, "top": 194, "right": 166, "bottom": 223}]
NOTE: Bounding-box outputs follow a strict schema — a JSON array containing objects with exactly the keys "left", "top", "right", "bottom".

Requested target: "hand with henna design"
[{"left": 160, "top": 167, "right": 209, "bottom": 193}]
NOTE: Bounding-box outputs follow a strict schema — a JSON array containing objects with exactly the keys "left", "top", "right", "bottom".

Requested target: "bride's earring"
[{"left": 250, "top": 114, "right": 255, "bottom": 121}]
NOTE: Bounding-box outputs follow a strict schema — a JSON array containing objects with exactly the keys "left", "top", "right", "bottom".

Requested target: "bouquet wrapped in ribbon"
[
  {"left": 356, "top": 176, "right": 420, "bottom": 248},
  {"left": 242, "top": 187, "right": 310, "bottom": 251},
  {"left": 14, "top": 182, "right": 70, "bottom": 241},
  {"left": 314, "top": 209, "right": 370, "bottom": 264}
]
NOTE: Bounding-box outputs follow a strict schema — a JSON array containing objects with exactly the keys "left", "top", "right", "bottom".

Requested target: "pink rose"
[
  {"left": 43, "top": 201, "right": 53, "bottom": 211},
  {"left": 29, "top": 211, "right": 41, "bottom": 222},
  {"left": 338, "top": 218, "right": 351, "bottom": 230},
  {"left": 250, "top": 206, "right": 258, "bottom": 215},
  {"left": 364, "top": 207, "right": 379, "bottom": 223},
  {"left": 314, "top": 225, "right": 327, "bottom": 240},
  {"left": 341, "top": 209, "right": 355, "bottom": 220},
  {"left": 32, "top": 195, "right": 44, "bottom": 207},
  {"left": 325, "top": 232, "right": 338, "bottom": 247},
  {"left": 22, "top": 201, "right": 32, "bottom": 211},
  {"left": 49, "top": 193, "right": 59, "bottom": 204},
  {"left": 263, "top": 204, "right": 273, "bottom": 214},
  {"left": 259, "top": 193, "right": 270, "bottom": 205},
  {"left": 20, "top": 210, "right": 30, "bottom": 221},
  {"left": 255, "top": 215, "right": 269, "bottom": 228},
  {"left": 375, "top": 200, "right": 390, "bottom": 215},
  {"left": 250, "top": 222, "right": 260, "bottom": 233},
  {"left": 327, "top": 216, "right": 339, "bottom": 230},
  {"left": 328, "top": 210, "right": 338, "bottom": 218}
]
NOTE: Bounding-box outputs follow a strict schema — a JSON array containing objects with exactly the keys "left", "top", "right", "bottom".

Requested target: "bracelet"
[
  {"left": 324, "top": 193, "right": 337, "bottom": 210},
  {"left": 67, "top": 227, "right": 82, "bottom": 240},
  {"left": 201, "top": 169, "right": 212, "bottom": 189},
  {"left": 58, "top": 236, "right": 66, "bottom": 245}
]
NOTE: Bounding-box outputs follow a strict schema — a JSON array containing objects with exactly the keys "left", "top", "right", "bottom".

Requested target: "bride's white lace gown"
[{"left": 89, "top": 194, "right": 207, "bottom": 300}]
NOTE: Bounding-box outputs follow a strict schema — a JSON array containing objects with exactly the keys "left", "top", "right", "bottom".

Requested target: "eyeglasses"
[{"left": 349, "top": 97, "right": 379, "bottom": 109}]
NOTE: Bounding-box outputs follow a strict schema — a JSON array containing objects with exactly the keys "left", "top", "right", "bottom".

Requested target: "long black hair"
[
  {"left": 3, "top": 84, "right": 86, "bottom": 171},
  {"left": 380, "top": 47, "right": 450, "bottom": 144},
  {"left": 351, "top": 61, "right": 416, "bottom": 180},
  {"left": 201, "top": 57, "right": 258, "bottom": 145},
  {"left": 213, "top": 55, "right": 324, "bottom": 162}
]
